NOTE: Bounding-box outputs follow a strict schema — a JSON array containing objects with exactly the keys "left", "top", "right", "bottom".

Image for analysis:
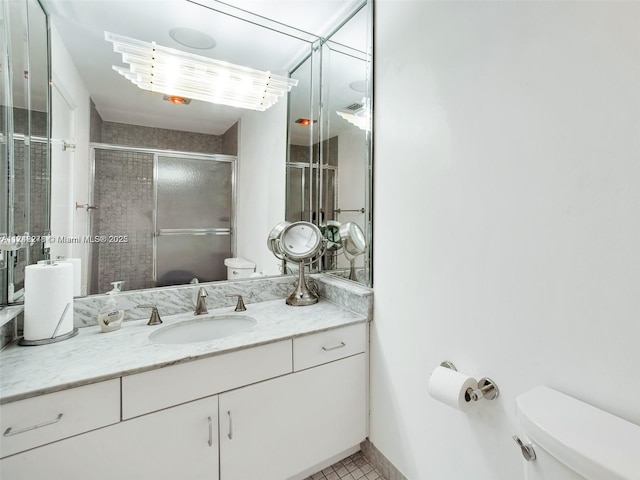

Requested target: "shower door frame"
[
  {"left": 88, "top": 144, "right": 237, "bottom": 291},
  {"left": 152, "top": 152, "right": 236, "bottom": 284}
]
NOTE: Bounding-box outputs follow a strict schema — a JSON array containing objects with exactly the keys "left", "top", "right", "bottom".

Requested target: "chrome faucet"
[
  {"left": 195, "top": 287, "right": 208, "bottom": 315},
  {"left": 136, "top": 304, "right": 163, "bottom": 325},
  {"left": 226, "top": 294, "right": 247, "bottom": 312}
]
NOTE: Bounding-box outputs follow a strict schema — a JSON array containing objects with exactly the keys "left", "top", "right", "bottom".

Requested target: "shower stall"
[{"left": 89, "top": 146, "right": 235, "bottom": 294}]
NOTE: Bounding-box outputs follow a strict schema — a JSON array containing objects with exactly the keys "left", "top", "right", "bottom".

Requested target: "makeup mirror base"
[{"left": 286, "top": 261, "right": 319, "bottom": 306}]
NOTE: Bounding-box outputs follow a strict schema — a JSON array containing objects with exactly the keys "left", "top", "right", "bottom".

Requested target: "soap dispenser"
[{"left": 98, "top": 281, "right": 125, "bottom": 333}]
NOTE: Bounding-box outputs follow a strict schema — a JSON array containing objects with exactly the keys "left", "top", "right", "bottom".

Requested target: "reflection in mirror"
[
  {"left": 287, "top": 1, "right": 372, "bottom": 286},
  {"left": 2, "top": 0, "right": 372, "bottom": 304},
  {"left": 1, "top": 0, "right": 51, "bottom": 304},
  {"left": 0, "top": 2, "right": 8, "bottom": 305}
]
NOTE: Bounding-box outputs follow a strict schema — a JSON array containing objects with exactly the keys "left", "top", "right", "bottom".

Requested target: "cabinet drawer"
[
  {"left": 0, "top": 379, "right": 120, "bottom": 458},
  {"left": 293, "top": 323, "right": 367, "bottom": 371},
  {"left": 122, "top": 340, "right": 292, "bottom": 419}
]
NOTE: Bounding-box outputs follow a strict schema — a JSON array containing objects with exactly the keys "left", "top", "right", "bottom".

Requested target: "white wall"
[
  {"left": 371, "top": 2, "right": 640, "bottom": 479},
  {"left": 236, "top": 99, "right": 288, "bottom": 276},
  {"left": 50, "top": 24, "right": 91, "bottom": 294}
]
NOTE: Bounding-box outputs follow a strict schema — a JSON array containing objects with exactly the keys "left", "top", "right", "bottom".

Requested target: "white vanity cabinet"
[
  {"left": 0, "top": 321, "right": 368, "bottom": 480},
  {"left": 220, "top": 323, "right": 368, "bottom": 480},
  {"left": 0, "top": 395, "right": 220, "bottom": 480},
  {"left": 0, "top": 379, "right": 120, "bottom": 459}
]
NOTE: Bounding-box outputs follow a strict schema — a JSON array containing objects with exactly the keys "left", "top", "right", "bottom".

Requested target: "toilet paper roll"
[
  {"left": 428, "top": 366, "right": 478, "bottom": 411},
  {"left": 24, "top": 262, "right": 74, "bottom": 341},
  {"left": 54, "top": 257, "right": 82, "bottom": 297}
]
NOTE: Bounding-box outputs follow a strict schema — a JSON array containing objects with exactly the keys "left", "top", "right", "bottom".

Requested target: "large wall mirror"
[
  {"left": 288, "top": 2, "right": 372, "bottom": 286},
  {"left": 1, "top": 0, "right": 372, "bottom": 305},
  {"left": 0, "top": 0, "right": 51, "bottom": 305},
  {"left": 287, "top": 3, "right": 372, "bottom": 286}
]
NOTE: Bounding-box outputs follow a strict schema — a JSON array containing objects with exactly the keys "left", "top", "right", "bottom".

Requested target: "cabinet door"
[
  {"left": 1, "top": 395, "right": 219, "bottom": 480},
  {"left": 219, "top": 353, "right": 367, "bottom": 480}
]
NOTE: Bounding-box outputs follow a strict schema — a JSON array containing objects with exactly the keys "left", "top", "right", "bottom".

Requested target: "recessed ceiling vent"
[{"left": 345, "top": 102, "right": 364, "bottom": 111}]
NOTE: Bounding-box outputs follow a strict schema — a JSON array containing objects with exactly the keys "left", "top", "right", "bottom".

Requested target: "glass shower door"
[{"left": 155, "top": 155, "right": 234, "bottom": 286}]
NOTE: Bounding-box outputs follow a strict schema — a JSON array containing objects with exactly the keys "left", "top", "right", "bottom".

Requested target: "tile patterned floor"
[{"left": 304, "top": 451, "right": 387, "bottom": 480}]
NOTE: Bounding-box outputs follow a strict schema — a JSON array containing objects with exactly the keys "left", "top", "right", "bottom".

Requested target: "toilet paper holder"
[{"left": 440, "top": 361, "right": 499, "bottom": 401}]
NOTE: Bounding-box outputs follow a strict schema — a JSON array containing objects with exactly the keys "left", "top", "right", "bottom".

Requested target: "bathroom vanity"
[{"left": 0, "top": 297, "right": 369, "bottom": 480}]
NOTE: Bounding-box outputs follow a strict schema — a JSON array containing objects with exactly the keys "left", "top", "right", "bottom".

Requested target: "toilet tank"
[
  {"left": 224, "top": 257, "right": 255, "bottom": 280},
  {"left": 516, "top": 386, "right": 640, "bottom": 480}
]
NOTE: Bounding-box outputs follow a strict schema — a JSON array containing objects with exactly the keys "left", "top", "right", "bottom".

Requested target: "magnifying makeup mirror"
[
  {"left": 268, "top": 221, "right": 324, "bottom": 306},
  {"left": 339, "top": 221, "right": 366, "bottom": 281},
  {"left": 267, "top": 221, "right": 291, "bottom": 261},
  {"left": 321, "top": 220, "right": 342, "bottom": 252}
]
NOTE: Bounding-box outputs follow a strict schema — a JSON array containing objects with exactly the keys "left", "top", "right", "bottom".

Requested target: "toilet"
[
  {"left": 515, "top": 386, "right": 640, "bottom": 480},
  {"left": 224, "top": 257, "right": 256, "bottom": 280}
]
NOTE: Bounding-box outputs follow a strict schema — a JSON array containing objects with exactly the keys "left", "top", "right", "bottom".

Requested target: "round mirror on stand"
[
  {"left": 339, "top": 222, "right": 366, "bottom": 281},
  {"left": 268, "top": 221, "right": 324, "bottom": 306}
]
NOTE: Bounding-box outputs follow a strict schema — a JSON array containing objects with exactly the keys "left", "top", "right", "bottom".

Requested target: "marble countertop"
[
  {"left": 0, "top": 298, "right": 367, "bottom": 404},
  {"left": 0, "top": 305, "right": 23, "bottom": 328}
]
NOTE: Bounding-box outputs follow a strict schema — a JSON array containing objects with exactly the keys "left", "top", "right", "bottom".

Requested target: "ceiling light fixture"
[
  {"left": 295, "top": 118, "right": 316, "bottom": 126},
  {"left": 105, "top": 32, "right": 298, "bottom": 111},
  {"left": 164, "top": 95, "right": 191, "bottom": 105}
]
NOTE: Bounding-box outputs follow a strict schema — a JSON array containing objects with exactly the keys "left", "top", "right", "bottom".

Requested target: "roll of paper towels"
[
  {"left": 24, "top": 262, "right": 74, "bottom": 341},
  {"left": 54, "top": 257, "right": 82, "bottom": 297},
  {"left": 428, "top": 366, "right": 478, "bottom": 411}
]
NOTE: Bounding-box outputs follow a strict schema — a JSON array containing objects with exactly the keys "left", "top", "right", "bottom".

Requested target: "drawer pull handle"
[
  {"left": 3, "top": 413, "right": 63, "bottom": 437},
  {"left": 322, "top": 342, "right": 346, "bottom": 352},
  {"left": 207, "top": 416, "right": 213, "bottom": 446},
  {"left": 227, "top": 411, "right": 233, "bottom": 440}
]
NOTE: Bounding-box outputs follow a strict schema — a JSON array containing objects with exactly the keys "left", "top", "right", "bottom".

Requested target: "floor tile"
[{"left": 304, "top": 452, "right": 386, "bottom": 480}]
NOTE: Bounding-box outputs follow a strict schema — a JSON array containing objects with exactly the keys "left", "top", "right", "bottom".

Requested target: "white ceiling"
[{"left": 41, "top": 0, "right": 367, "bottom": 136}]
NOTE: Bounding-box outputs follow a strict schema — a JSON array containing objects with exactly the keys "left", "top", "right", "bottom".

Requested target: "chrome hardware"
[
  {"left": 334, "top": 207, "right": 365, "bottom": 214},
  {"left": 75, "top": 202, "right": 98, "bottom": 211},
  {"left": 227, "top": 411, "right": 233, "bottom": 440},
  {"left": 63, "top": 141, "right": 76, "bottom": 151},
  {"left": 195, "top": 287, "right": 208, "bottom": 315},
  {"left": 208, "top": 416, "right": 213, "bottom": 447},
  {"left": 226, "top": 294, "right": 246, "bottom": 312},
  {"left": 440, "top": 361, "right": 500, "bottom": 402},
  {"left": 322, "top": 342, "right": 346, "bottom": 352},
  {"left": 19, "top": 302, "right": 79, "bottom": 346},
  {"left": 136, "top": 305, "right": 163, "bottom": 325},
  {"left": 4, "top": 414, "right": 63, "bottom": 437},
  {"left": 440, "top": 361, "right": 457, "bottom": 371},
  {"left": 286, "top": 261, "right": 319, "bottom": 306},
  {"left": 51, "top": 303, "right": 71, "bottom": 338},
  {"left": 513, "top": 435, "right": 536, "bottom": 461},
  {"left": 465, "top": 378, "right": 500, "bottom": 402}
]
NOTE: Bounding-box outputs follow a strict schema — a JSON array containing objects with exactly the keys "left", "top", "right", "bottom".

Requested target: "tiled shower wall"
[
  {"left": 10, "top": 108, "right": 49, "bottom": 291},
  {"left": 91, "top": 149, "right": 154, "bottom": 293},
  {"left": 89, "top": 104, "right": 237, "bottom": 294}
]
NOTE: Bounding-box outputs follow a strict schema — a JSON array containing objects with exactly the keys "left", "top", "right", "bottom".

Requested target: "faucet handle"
[
  {"left": 226, "top": 294, "right": 246, "bottom": 312},
  {"left": 136, "top": 304, "right": 163, "bottom": 326}
]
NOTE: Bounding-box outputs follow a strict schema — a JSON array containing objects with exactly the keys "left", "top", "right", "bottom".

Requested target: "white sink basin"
[{"left": 149, "top": 315, "right": 257, "bottom": 344}]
